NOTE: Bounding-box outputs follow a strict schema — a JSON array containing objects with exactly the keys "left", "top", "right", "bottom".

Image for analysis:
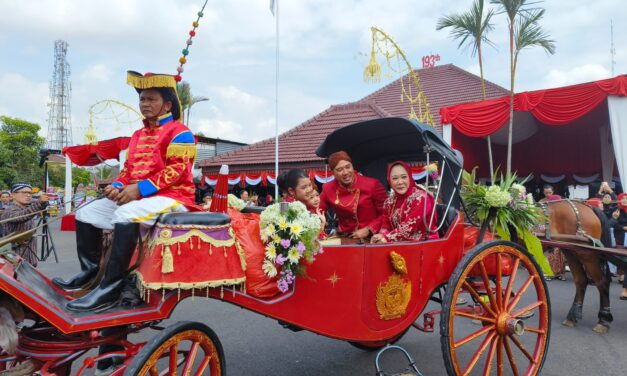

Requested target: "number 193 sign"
[{"left": 421, "top": 54, "right": 441, "bottom": 68}]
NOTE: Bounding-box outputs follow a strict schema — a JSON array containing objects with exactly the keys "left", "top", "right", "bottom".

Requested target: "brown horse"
[{"left": 539, "top": 199, "right": 613, "bottom": 333}]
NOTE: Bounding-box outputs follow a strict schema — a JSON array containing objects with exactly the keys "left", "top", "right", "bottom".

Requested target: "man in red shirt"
[
  {"left": 53, "top": 71, "right": 198, "bottom": 312},
  {"left": 320, "top": 151, "right": 387, "bottom": 239}
]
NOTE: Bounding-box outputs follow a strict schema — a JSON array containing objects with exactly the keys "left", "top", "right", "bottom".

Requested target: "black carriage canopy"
[{"left": 316, "top": 117, "right": 463, "bottom": 209}]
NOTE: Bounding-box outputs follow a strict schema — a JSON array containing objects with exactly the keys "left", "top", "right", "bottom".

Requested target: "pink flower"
[
  {"left": 275, "top": 254, "right": 286, "bottom": 266},
  {"left": 280, "top": 239, "right": 291, "bottom": 248},
  {"left": 296, "top": 241, "right": 306, "bottom": 255}
]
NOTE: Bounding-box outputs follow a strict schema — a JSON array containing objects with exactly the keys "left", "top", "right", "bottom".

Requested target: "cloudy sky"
[{"left": 0, "top": 0, "right": 624, "bottom": 145}]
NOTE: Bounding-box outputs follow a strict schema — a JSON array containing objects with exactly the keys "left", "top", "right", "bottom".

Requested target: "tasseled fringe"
[
  {"left": 161, "top": 245, "right": 174, "bottom": 274},
  {"left": 166, "top": 144, "right": 197, "bottom": 159},
  {"left": 127, "top": 72, "right": 176, "bottom": 90},
  {"left": 223, "top": 246, "right": 227, "bottom": 258}
]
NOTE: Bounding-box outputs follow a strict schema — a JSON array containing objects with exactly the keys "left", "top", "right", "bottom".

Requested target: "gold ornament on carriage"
[{"left": 376, "top": 251, "right": 412, "bottom": 320}]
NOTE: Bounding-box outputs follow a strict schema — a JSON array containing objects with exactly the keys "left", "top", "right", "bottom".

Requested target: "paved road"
[{"left": 36, "top": 219, "right": 627, "bottom": 375}]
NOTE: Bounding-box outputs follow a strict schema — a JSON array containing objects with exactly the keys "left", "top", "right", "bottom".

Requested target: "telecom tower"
[{"left": 46, "top": 40, "right": 73, "bottom": 150}]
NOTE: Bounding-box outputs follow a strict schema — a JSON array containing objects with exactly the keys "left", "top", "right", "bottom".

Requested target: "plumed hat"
[{"left": 127, "top": 71, "right": 182, "bottom": 121}]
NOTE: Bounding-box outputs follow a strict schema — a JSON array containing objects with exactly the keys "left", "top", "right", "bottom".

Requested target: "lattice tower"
[{"left": 46, "top": 40, "right": 73, "bottom": 149}]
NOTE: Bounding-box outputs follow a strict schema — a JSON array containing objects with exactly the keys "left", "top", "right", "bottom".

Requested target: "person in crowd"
[
  {"left": 239, "top": 190, "right": 249, "bottom": 202},
  {"left": 202, "top": 192, "right": 212, "bottom": 211},
  {"left": 0, "top": 191, "right": 12, "bottom": 210},
  {"left": 602, "top": 193, "right": 617, "bottom": 218},
  {"left": 371, "top": 161, "right": 438, "bottom": 243},
  {"left": 52, "top": 71, "right": 197, "bottom": 312},
  {"left": 597, "top": 181, "right": 617, "bottom": 201},
  {"left": 265, "top": 193, "right": 274, "bottom": 206},
  {"left": 540, "top": 184, "right": 561, "bottom": 202},
  {"left": 250, "top": 192, "right": 259, "bottom": 206},
  {"left": 319, "top": 151, "right": 387, "bottom": 240},
  {"left": 0, "top": 183, "right": 49, "bottom": 266}
]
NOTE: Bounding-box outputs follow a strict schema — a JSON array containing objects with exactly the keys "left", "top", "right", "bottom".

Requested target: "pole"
[{"left": 274, "top": 0, "right": 280, "bottom": 200}]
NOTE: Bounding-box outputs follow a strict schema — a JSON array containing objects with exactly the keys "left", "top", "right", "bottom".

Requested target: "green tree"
[
  {"left": 437, "top": 0, "right": 496, "bottom": 177},
  {"left": 48, "top": 165, "right": 93, "bottom": 188},
  {"left": 0, "top": 116, "right": 45, "bottom": 189},
  {"left": 490, "top": 0, "right": 555, "bottom": 174}
]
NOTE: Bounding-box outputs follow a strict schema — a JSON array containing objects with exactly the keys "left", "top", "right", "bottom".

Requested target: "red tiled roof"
[{"left": 199, "top": 64, "right": 508, "bottom": 171}]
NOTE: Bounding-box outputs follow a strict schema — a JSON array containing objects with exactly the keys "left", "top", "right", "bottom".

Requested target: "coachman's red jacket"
[{"left": 112, "top": 112, "right": 197, "bottom": 208}]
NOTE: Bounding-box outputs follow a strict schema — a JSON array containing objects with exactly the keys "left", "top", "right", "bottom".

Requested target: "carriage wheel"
[
  {"left": 440, "top": 240, "right": 550, "bottom": 376},
  {"left": 125, "top": 321, "right": 225, "bottom": 376}
]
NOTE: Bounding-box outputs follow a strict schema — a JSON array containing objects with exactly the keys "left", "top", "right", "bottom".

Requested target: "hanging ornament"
[{"left": 174, "top": 0, "right": 209, "bottom": 80}]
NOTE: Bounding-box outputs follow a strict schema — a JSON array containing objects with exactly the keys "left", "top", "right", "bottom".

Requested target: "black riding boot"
[
  {"left": 52, "top": 221, "right": 103, "bottom": 290},
  {"left": 66, "top": 223, "right": 139, "bottom": 312}
]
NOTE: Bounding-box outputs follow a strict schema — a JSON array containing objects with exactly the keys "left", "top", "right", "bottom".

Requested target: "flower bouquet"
[
  {"left": 462, "top": 168, "right": 552, "bottom": 275},
  {"left": 259, "top": 201, "right": 323, "bottom": 292}
]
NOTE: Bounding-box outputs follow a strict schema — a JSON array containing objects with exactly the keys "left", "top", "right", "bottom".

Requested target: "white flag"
[{"left": 269, "top": 0, "right": 276, "bottom": 15}]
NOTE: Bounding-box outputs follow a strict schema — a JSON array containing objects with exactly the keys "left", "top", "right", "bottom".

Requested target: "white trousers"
[{"left": 75, "top": 196, "right": 187, "bottom": 230}]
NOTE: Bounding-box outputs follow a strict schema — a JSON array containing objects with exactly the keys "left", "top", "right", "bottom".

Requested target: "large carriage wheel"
[
  {"left": 125, "top": 321, "right": 225, "bottom": 376},
  {"left": 440, "top": 240, "right": 550, "bottom": 376}
]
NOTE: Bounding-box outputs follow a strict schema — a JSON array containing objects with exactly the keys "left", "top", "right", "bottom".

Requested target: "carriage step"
[{"left": 375, "top": 345, "right": 424, "bottom": 376}]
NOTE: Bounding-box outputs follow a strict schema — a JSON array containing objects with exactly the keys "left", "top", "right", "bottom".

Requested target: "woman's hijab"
[{"left": 387, "top": 161, "right": 416, "bottom": 199}]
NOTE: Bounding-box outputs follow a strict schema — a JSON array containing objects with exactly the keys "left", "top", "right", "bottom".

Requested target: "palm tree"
[
  {"left": 185, "top": 95, "right": 209, "bottom": 127},
  {"left": 437, "top": 0, "right": 496, "bottom": 177},
  {"left": 491, "top": 0, "right": 555, "bottom": 174},
  {"left": 176, "top": 81, "right": 209, "bottom": 127}
]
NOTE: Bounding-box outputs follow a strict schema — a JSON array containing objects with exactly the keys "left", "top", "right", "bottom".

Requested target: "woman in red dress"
[{"left": 371, "top": 161, "right": 438, "bottom": 243}]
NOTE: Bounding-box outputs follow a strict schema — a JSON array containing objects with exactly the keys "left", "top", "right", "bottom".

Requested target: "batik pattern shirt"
[
  {"left": 0, "top": 200, "right": 46, "bottom": 266},
  {"left": 380, "top": 187, "right": 437, "bottom": 242}
]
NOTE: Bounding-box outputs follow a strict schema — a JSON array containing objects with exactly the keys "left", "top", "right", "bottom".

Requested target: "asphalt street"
[{"left": 36, "top": 219, "right": 627, "bottom": 376}]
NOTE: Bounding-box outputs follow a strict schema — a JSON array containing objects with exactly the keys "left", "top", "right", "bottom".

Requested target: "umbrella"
[{"left": 209, "top": 164, "right": 229, "bottom": 213}]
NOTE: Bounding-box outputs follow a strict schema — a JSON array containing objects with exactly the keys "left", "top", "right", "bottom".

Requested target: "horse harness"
[{"left": 540, "top": 199, "right": 603, "bottom": 247}]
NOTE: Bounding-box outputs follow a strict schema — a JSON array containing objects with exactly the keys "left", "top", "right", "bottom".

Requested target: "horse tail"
[{"left": 591, "top": 206, "right": 612, "bottom": 248}]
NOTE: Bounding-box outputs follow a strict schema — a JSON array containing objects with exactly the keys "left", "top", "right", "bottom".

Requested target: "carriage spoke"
[
  {"left": 511, "top": 301, "right": 544, "bottom": 318},
  {"left": 454, "top": 324, "right": 495, "bottom": 349},
  {"left": 181, "top": 342, "right": 200, "bottom": 376},
  {"left": 496, "top": 337, "right": 503, "bottom": 376},
  {"left": 169, "top": 343, "right": 179, "bottom": 376},
  {"left": 454, "top": 310, "right": 496, "bottom": 323},
  {"left": 482, "top": 333, "right": 499, "bottom": 376},
  {"left": 503, "top": 258, "right": 520, "bottom": 308},
  {"left": 193, "top": 355, "right": 212, "bottom": 376},
  {"left": 509, "top": 334, "right": 535, "bottom": 363},
  {"left": 463, "top": 281, "right": 496, "bottom": 317},
  {"left": 507, "top": 275, "right": 534, "bottom": 312},
  {"left": 503, "top": 337, "right": 520, "bottom": 376},
  {"left": 524, "top": 327, "right": 546, "bottom": 335},
  {"left": 478, "top": 260, "right": 499, "bottom": 313},
  {"left": 462, "top": 331, "right": 496, "bottom": 376},
  {"left": 496, "top": 253, "right": 503, "bottom": 311}
]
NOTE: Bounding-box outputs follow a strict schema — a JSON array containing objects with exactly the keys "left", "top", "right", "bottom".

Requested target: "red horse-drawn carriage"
[{"left": 0, "top": 118, "right": 550, "bottom": 375}]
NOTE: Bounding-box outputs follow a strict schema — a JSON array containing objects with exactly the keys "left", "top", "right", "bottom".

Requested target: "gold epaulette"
[{"left": 166, "top": 143, "right": 197, "bottom": 159}]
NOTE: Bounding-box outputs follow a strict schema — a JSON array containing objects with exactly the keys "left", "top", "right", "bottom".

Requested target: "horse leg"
[
  {"left": 584, "top": 256, "right": 613, "bottom": 334},
  {"left": 562, "top": 250, "right": 586, "bottom": 327}
]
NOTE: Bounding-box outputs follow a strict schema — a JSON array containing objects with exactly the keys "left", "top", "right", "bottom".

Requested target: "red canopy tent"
[
  {"left": 62, "top": 137, "right": 131, "bottom": 166},
  {"left": 439, "top": 75, "right": 627, "bottom": 185}
]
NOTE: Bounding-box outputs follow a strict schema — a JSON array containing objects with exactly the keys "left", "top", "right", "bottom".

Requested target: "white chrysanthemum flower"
[
  {"left": 265, "top": 243, "right": 277, "bottom": 261},
  {"left": 290, "top": 223, "right": 303, "bottom": 238},
  {"left": 287, "top": 247, "right": 300, "bottom": 264},
  {"left": 262, "top": 260, "right": 278, "bottom": 277}
]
